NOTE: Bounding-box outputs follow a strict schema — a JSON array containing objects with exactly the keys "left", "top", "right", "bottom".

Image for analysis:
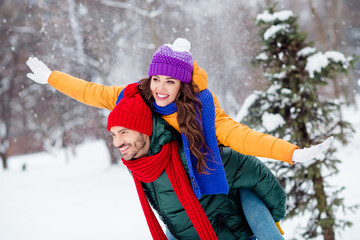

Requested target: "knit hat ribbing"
[
  {"left": 107, "top": 83, "right": 152, "bottom": 136},
  {"left": 148, "top": 38, "right": 193, "bottom": 84}
]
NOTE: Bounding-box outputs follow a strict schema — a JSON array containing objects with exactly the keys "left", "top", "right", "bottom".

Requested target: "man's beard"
[{"left": 120, "top": 133, "right": 148, "bottom": 160}]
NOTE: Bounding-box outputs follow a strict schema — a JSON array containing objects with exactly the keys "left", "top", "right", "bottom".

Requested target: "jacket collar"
[{"left": 148, "top": 113, "right": 180, "bottom": 156}]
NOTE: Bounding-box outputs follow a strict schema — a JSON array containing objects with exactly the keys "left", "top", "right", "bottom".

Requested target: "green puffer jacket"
[{"left": 140, "top": 113, "right": 286, "bottom": 240}]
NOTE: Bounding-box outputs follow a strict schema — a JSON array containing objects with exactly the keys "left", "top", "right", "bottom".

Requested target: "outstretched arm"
[
  {"left": 26, "top": 57, "right": 124, "bottom": 110},
  {"left": 212, "top": 93, "right": 333, "bottom": 164},
  {"left": 212, "top": 93, "right": 298, "bottom": 164}
]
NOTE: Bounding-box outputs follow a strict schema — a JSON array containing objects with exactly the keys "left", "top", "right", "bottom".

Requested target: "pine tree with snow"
[{"left": 241, "top": 6, "right": 357, "bottom": 240}]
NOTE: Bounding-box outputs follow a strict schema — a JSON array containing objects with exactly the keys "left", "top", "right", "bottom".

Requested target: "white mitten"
[
  {"left": 26, "top": 57, "right": 52, "bottom": 84},
  {"left": 292, "top": 136, "right": 334, "bottom": 163}
]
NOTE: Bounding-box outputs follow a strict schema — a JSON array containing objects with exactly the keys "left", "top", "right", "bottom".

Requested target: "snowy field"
[
  {"left": 0, "top": 141, "right": 152, "bottom": 240},
  {"left": 1, "top": 99, "right": 359, "bottom": 240}
]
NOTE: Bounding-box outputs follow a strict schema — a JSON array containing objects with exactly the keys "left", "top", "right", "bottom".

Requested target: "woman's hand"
[
  {"left": 292, "top": 136, "right": 334, "bottom": 163},
  {"left": 26, "top": 57, "right": 52, "bottom": 84}
]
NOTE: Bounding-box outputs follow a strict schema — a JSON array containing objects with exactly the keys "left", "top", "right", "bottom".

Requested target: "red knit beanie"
[{"left": 107, "top": 83, "right": 152, "bottom": 136}]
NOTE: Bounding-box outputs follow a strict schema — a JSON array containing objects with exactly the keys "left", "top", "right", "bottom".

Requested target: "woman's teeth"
[{"left": 157, "top": 93, "right": 168, "bottom": 98}]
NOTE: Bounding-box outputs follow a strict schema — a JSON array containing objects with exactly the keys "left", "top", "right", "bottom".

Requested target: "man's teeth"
[
  {"left": 120, "top": 145, "right": 130, "bottom": 151},
  {"left": 157, "top": 93, "right": 168, "bottom": 98}
]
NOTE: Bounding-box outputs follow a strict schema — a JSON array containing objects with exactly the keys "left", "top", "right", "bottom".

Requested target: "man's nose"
[{"left": 113, "top": 135, "right": 124, "bottom": 147}]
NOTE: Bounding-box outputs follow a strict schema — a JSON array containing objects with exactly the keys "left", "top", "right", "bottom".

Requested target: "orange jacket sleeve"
[
  {"left": 161, "top": 93, "right": 298, "bottom": 164},
  {"left": 211, "top": 93, "right": 298, "bottom": 164},
  {"left": 48, "top": 70, "right": 123, "bottom": 110}
]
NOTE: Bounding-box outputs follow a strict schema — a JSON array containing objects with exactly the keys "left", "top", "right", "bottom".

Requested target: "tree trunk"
[
  {"left": 307, "top": 0, "right": 330, "bottom": 50},
  {"left": 1, "top": 153, "right": 8, "bottom": 169},
  {"left": 312, "top": 164, "right": 335, "bottom": 240},
  {"left": 307, "top": 0, "right": 340, "bottom": 99}
]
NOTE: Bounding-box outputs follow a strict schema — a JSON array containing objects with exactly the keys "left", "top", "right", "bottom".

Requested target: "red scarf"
[{"left": 122, "top": 141, "right": 218, "bottom": 240}]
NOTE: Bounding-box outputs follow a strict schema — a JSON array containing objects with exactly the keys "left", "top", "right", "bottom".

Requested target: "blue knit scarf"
[{"left": 116, "top": 86, "right": 229, "bottom": 199}]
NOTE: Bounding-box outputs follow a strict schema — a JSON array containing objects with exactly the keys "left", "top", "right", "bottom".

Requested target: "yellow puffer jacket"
[{"left": 48, "top": 61, "right": 298, "bottom": 164}]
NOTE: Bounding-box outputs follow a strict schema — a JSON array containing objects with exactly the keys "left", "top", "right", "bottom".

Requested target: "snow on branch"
[
  {"left": 297, "top": 47, "right": 317, "bottom": 57},
  {"left": 256, "top": 52, "right": 268, "bottom": 60},
  {"left": 264, "top": 71, "right": 287, "bottom": 79},
  {"left": 262, "top": 112, "right": 285, "bottom": 132},
  {"left": 256, "top": 10, "right": 294, "bottom": 23},
  {"left": 263, "top": 24, "right": 290, "bottom": 40},
  {"left": 235, "top": 92, "right": 260, "bottom": 122},
  {"left": 305, "top": 52, "right": 329, "bottom": 78},
  {"left": 325, "top": 51, "right": 353, "bottom": 68},
  {"left": 306, "top": 51, "right": 353, "bottom": 78}
]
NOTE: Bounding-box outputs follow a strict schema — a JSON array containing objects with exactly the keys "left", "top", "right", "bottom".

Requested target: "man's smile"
[{"left": 119, "top": 145, "right": 131, "bottom": 154}]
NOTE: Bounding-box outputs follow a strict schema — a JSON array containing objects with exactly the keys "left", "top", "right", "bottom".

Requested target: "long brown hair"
[{"left": 138, "top": 77, "right": 212, "bottom": 174}]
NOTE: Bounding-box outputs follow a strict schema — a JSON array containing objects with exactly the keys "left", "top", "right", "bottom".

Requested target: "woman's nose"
[{"left": 157, "top": 82, "right": 166, "bottom": 91}]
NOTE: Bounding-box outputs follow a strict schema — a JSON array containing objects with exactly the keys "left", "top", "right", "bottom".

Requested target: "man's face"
[{"left": 110, "top": 126, "right": 150, "bottom": 160}]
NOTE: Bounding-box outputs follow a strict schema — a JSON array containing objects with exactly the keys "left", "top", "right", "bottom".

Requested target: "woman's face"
[{"left": 150, "top": 75, "right": 181, "bottom": 107}]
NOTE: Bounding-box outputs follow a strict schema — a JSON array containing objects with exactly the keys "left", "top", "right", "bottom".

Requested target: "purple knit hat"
[{"left": 148, "top": 38, "right": 193, "bottom": 84}]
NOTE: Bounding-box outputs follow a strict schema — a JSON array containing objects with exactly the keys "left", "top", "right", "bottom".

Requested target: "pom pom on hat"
[
  {"left": 107, "top": 83, "right": 152, "bottom": 136},
  {"left": 148, "top": 38, "right": 193, "bottom": 84},
  {"left": 165, "top": 38, "right": 191, "bottom": 53}
]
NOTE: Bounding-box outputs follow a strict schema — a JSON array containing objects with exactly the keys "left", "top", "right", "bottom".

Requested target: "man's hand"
[
  {"left": 292, "top": 136, "right": 334, "bottom": 163},
  {"left": 26, "top": 57, "right": 52, "bottom": 84}
]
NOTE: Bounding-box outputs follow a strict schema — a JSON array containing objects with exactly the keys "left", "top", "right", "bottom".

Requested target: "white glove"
[
  {"left": 292, "top": 136, "right": 334, "bottom": 163},
  {"left": 26, "top": 57, "right": 52, "bottom": 84}
]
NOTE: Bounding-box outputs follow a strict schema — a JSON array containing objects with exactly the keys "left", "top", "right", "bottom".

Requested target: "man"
[{"left": 107, "top": 83, "right": 285, "bottom": 240}]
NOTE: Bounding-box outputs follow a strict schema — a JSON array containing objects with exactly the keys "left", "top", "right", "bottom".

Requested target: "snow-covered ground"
[
  {"left": 1, "top": 99, "right": 359, "bottom": 240},
  {"left": 0, "top": 141, "right": 152, "bottom": 240}
]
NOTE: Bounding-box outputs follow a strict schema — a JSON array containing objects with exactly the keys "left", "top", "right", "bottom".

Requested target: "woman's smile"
[
  {"left": 150, "top": 75, "right": 181, "bottom": 107},
  {"left": 156, "top": 93, "right": 169, "bottom": 99}
]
